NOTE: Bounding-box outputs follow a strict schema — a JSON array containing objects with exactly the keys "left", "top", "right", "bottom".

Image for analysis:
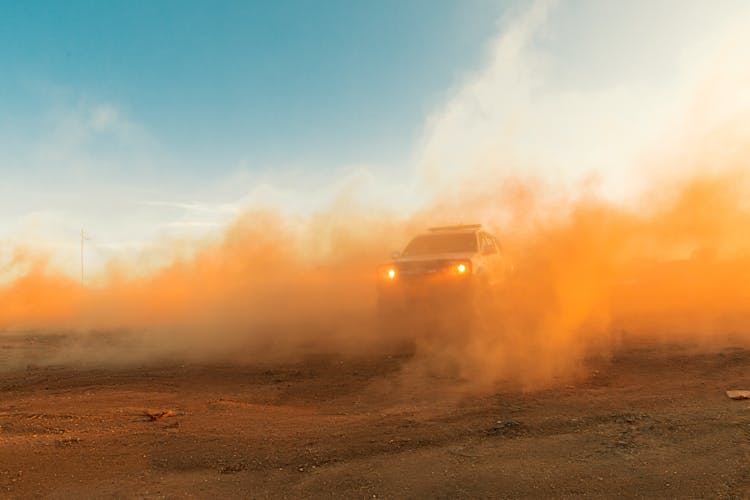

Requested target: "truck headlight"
[
  {"left": 378, "top": 265, "right": 398, "bottom": 281},
  {"left": 448, "top": 261, "right": 471, "bottom": 276}
]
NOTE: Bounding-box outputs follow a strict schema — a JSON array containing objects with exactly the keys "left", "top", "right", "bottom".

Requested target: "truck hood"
[{"left": 391, "top": 252, "right": 476, "bottom": 264}]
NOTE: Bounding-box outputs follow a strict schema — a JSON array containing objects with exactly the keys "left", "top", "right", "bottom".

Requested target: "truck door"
[{"left": 478, "top": 232, "right": 503, "bottom": 287}]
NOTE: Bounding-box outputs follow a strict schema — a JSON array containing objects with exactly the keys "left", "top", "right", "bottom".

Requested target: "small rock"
[
  {"left": 487, "top": 419, "right": 522, "bottom": 436},
  {"left": 143, "top": 409, "right": 176, "bottom": 421},
  {"left": 726, "top": 390, "right": 750, "bottom": 400},
  {"left": 219, "top": 463, "right": 247, "bottom": 474},
  {"left": 497, "top": 419, "right": 521, "bottom": 428},
  {"left": 55, "top": 438, "right": 81, "bottom": 447}
]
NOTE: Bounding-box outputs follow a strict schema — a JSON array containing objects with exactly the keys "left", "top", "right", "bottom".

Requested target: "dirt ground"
[{"left": 1, "top": 332, "right": 749, "bottom": 499}]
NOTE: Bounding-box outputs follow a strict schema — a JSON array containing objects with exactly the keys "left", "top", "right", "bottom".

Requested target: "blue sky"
[
  {"left": 2, "top": 0, "right": 749, "bottom": 278},
  {"left": 1, "top": 0, "right": 511, "bottom": 178}
]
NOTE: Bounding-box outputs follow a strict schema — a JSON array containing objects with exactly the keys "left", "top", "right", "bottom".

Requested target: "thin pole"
[
  {"left": 81, "top": 228, "right": 92, "bottom": 287},
  {"left": 81, "top": 227, "right": 84, "bottom": 286}
]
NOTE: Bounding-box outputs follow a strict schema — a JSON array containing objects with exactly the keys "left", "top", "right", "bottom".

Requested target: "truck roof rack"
[{"left": 428, "top": 224, "right": 482, "bottom": 232}]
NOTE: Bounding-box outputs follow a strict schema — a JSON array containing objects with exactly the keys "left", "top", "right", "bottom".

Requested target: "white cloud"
[
  {"left": 140, "top": 200, "right": 241, "bottom": 214},
  {"left": 25, "top": 99, "right": 154, "bottom": 175},
  {"left": 89, "top": 104, "right": 120, "bottom": 130},
  {"left": 416, "top": 0, "right": 750, "bottom": 203}
]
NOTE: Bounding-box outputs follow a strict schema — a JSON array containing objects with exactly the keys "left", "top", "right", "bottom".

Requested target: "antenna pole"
[
  {"left": 81, "top": 227, "right": 84, "bottom": 286},
  {"left": 81, "top": 228, "right": 92, "bottom": 287}
]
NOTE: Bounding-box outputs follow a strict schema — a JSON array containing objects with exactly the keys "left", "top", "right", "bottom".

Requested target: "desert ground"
[{"left": 1, "top": 331, "right": 749, "bottom": 499}]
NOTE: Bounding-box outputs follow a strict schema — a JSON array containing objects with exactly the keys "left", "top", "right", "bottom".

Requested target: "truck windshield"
[{"left": 402, "top": 233, "right": 477, "bottom": 256}]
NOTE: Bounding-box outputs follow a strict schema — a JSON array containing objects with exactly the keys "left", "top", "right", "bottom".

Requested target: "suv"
[{"left": 376, "top": 224, "right": 506, "bottom": 316}]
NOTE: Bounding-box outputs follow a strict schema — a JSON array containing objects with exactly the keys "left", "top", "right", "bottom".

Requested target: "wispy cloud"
[
  {"left": 140, "top": 200, "right": 240, "bottom": 214},
  {"left": 417, "top": 0, "right": 750, "bottom": 202},
  {"left": 27, "top": 99, "right": 156, "bottom": 178}
]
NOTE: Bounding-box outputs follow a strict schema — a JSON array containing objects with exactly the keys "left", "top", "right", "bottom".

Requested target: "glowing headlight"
[
  {"left": 449, "top": 261, "right": 471, "bottom": 276},
  {"left": 378, "top": 265, "right": 397, "bottom": 281},
  {"left": 378, "top": 263, "right": 398, "bottom": 282}
]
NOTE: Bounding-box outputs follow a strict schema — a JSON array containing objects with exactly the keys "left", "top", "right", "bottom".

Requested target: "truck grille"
[{"left": 397, "top": 260, "right": 447, "bottom": 277}]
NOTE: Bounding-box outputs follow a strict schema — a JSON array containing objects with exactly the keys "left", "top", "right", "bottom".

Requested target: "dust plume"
[
  {"left": 2, "top": 166, "right": 750, "bottom": 392},
  {"left": 417, "top": 169, "right": 750, "bottom": 392},
  {"left": 3, "top": 1, "right": 750, "bottom": 394},
  {"left": 0, "top": 209, "right": 410, "bottom": 368}
]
